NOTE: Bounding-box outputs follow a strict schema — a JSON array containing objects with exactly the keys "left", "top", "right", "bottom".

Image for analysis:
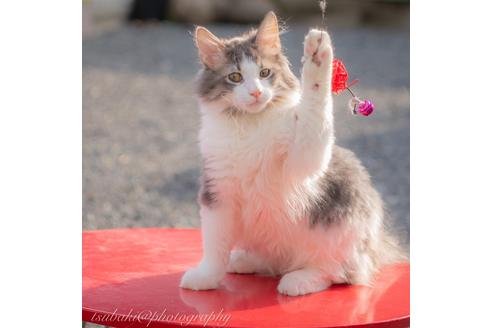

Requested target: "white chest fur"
[{"left": 199, "top": 107, "right": 294, "bottom": 183}]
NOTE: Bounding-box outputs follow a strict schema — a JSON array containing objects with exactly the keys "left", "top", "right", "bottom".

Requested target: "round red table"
[{"left": 83, "top": 228, "right": 409, "bottom": 328}]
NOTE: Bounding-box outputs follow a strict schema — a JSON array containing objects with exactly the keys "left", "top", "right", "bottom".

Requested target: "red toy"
[
  {"left": 331, "top": 58, "right": 374, "bottom": 116},
  {"left": 332, "top": 59, "right": 357, "bottom": 94}
]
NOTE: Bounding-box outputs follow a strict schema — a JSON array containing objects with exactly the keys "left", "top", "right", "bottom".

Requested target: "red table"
[{"left": 83, "top": 228, "right": 409, "bottom": 328}]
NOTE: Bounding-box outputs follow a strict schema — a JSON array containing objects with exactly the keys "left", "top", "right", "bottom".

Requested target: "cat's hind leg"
[
  {"left": 227, "top": 249, "right": 269, "bottom": 274},
  {"left": 277, "top": 268, "right": 331, "bottom": 296}
]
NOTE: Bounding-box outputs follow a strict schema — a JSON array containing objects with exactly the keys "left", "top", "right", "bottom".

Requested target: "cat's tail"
[
  {"left": 378, "top": 230, "right": 408, "bottom": 266},
  {"left": 349, "top": 227, "right": 407, "bottom": 285}
]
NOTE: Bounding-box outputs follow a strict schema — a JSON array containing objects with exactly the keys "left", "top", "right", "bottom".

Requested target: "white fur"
[{"left": 180, "top": 29, "right": 375, "bottom": 296}]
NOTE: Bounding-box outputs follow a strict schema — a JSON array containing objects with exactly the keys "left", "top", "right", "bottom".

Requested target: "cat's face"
[{"left": 195, "top": 12, "right": 299, "bottom": 114}]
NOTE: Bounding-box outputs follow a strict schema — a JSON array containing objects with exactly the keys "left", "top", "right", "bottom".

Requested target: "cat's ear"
[
  {"left": 195, "top": 27, "right": 225, "bottom": 69},
  {"left": 256, "top": 11, "right": 281, "bottom": 55}
]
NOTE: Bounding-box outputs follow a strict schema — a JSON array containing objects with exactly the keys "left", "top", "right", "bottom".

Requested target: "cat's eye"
[
  {"left": 259, "top": 68, "right": 271, "bottom": 78},
  {"left": 227, "top": 72, "right": 243, "bottom": 83}
]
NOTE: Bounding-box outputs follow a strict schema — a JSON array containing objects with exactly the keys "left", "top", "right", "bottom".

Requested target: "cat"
[{"left": 179, "top": 11, "right": 403, "bottom": 296}]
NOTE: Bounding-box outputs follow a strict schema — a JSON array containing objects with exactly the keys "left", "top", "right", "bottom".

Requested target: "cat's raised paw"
[
  {"left": 180, "top": 266, "right": 221, "bottom": 290},
  {"left": 303, "top": 29, "right": 332, "bottom": 68}
]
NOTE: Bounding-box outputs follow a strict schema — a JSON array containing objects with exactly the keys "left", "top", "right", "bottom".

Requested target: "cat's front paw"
[
  {"left": 277, "top": 269, "right": 331, "bottom": 296},
  {"left": 303, "top": 29, "right": 332, "bottom": 68},
  {"left": 180, "top": 266, "right": 222, "bottom": 290}
]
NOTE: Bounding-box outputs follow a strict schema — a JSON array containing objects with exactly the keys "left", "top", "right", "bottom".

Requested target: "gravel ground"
[{"left": 83, "top": 22, "right": 409, "bottom": 247}]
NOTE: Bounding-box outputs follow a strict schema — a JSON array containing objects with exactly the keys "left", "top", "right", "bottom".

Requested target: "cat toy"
[
  {"left": 331, "top": 59, "right": 374, "bottom": 116},
  {"left": 320, "top": 0, "right": 374, "bottom": 116}
]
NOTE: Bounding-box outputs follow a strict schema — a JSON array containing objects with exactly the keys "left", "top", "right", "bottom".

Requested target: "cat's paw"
[
  {"left": 180, "top": 266, "right": 222, "bottom": 290},
  {"left": 227, "top": 250, "right": 262, "bottom": 274},
  {"left": 277, "top": 269, "right": 331, "bottom": 296},
  {"left": 303, "top": 29, "right": 332, "bottom": 68}
]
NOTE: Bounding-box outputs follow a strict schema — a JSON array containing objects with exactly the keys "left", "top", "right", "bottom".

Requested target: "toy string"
[{"left": 319, "top": 0, "right": 327, "bottom": 24}]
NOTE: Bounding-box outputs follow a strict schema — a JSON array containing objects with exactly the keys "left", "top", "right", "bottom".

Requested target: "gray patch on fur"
[
  {"left": 198, "top": 174, "right": 217, "bottom": 208},
  {"left": 197, "top": 68, "right": 234, "bottom": 102},
  {"left": 308, "top": 146, "right": 383, "bottom": 226},
  {"left": 223, "top": 33, "right": 259, "bottom": 66}
]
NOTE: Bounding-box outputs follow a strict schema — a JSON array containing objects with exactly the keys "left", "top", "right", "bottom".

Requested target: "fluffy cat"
[{"left": 180, "top": 11, "right": 403, "bottom": 296}]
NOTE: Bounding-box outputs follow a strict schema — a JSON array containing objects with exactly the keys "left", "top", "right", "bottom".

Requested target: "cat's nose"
[{"left": 249, "top": 90, "right": 262, "bottom": 99}]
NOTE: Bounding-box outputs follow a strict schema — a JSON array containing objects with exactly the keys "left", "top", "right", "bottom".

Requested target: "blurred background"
[{"left": 83, "top": 0, "right": 409, "bottom": 247}]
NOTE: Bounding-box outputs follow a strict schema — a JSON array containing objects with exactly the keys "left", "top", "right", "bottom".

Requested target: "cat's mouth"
[
  {"left": 232, "top": 97, "right": 270, "bottom": 114},
  {"left": 246, "top": 96, "right": 271, "bottom": 108},
  {"left": 248, "top": 99, "right": 262, "bottom": 106},
  {"left": 243, "top": 100, "right": 267, "bottom": 113}
]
